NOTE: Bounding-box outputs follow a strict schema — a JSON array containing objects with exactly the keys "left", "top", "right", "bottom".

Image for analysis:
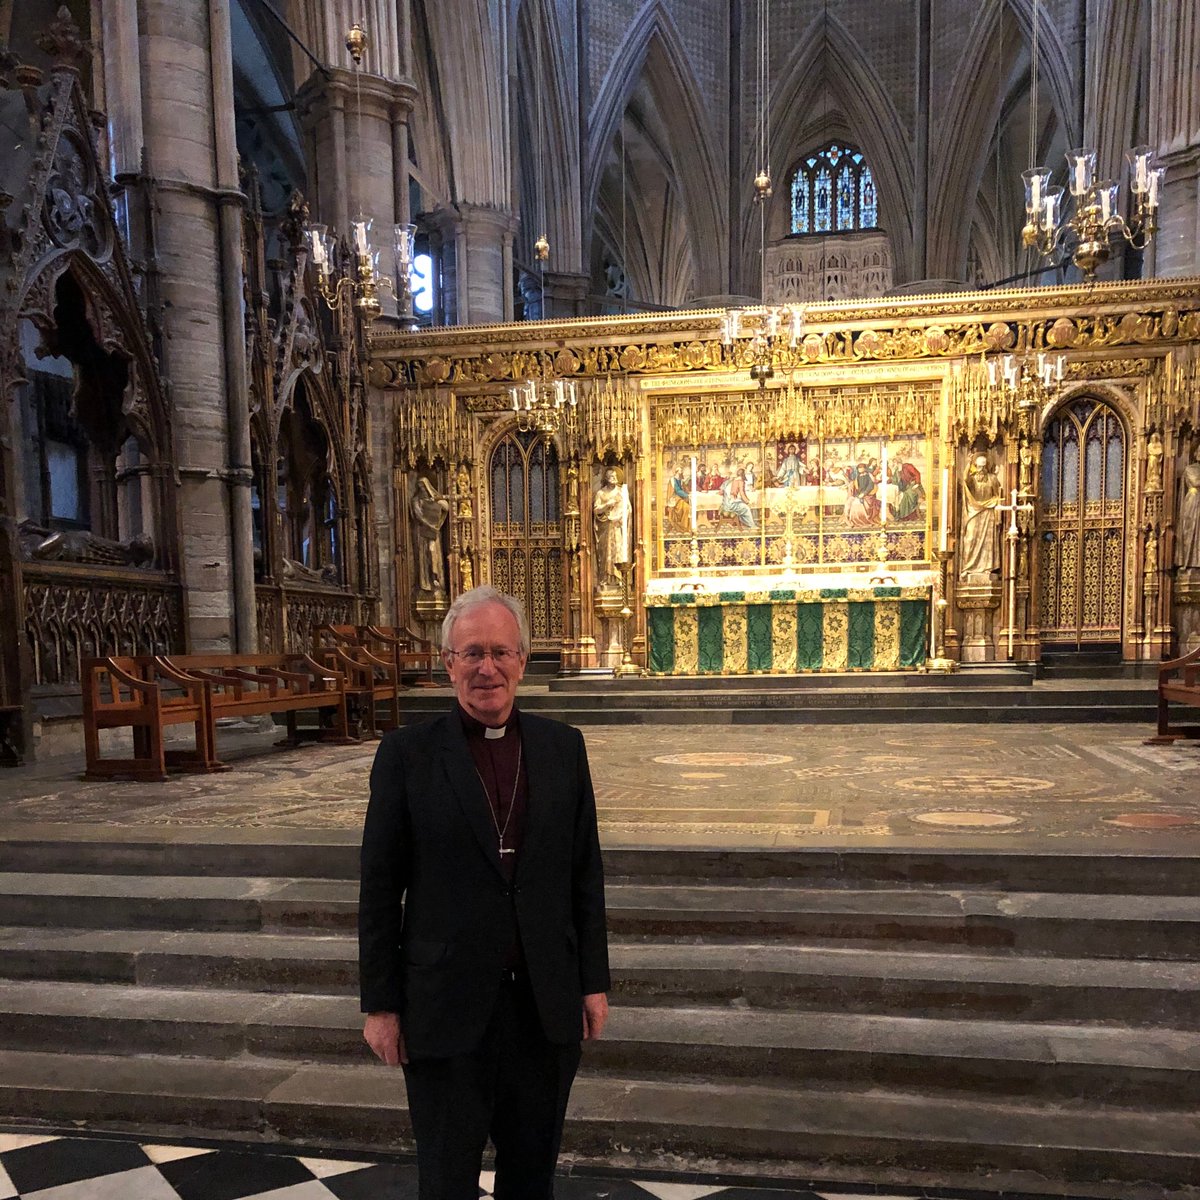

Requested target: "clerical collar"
[{"left": 457, "top": 704, "right": 519, "bottom": 740}]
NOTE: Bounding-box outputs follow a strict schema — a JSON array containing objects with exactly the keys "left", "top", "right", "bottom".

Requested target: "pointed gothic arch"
[
  {"left": 585, "top": 1, "right": 726, "bottom": 299},
  {"left": 420, "top": 0, "right": 510, "bottom": 208},
  {"left": 759, "top": 12, "right": 913, "bottom": 286},
  {"left": 927, "top": 0, "right": 1076, "bottom": 282},
  {"left": 513, "top": 0, "right": 583, "bottom": 275}
]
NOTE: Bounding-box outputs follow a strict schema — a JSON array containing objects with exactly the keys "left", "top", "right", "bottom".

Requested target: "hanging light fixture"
[
  {"left": 723, "top": 0, "right": 797, "bottom": 387},
  {"left": 721, "top": 304, "right": 806, "bottom": 386},
  {"left": 509, "top": 377, "right": 579, "bottom": 439},
  {"left": 1019, "top": 0, "right": 1161, "bottom": 277},
  {"left": 984, "top": 348, "right": 1065, "bottom": 411},
  {"left": 305, "top": 23, "right": 413, "bottom": 326}
]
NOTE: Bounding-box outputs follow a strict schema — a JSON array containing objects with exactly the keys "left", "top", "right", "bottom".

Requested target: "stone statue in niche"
[
  {"left": 411, "top": 476, "right": 450, "bottom": 594},
  {"left": 1018, "top": 439, "right": 1035, "bottom": 496},
  {"left": 959, "top": 454, "right": 1003, "bottom": 582},
  {"left": 455, "top": 464, "right": 472, "bottom": 519},
  {"left": 1144, "top": 525, "right": 1159, "bottom": 578},
  {"left": 592, "top": 466, "right": 631, "bottom": 589},
  {"left": 21, "top": 521, "right": 154, "bottom": 567},
  {"left": 1175, "top": 448, "right": 1200, "bottom": 570},
  {"left": 281, "top": 557, "right": 339, "bottom": 585},
  {"left": 1145, "top": 430, "right": 1164, "bottom": 493}
]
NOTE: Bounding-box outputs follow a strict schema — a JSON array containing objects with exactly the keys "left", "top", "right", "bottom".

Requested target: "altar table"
[{"left": 645, "top": 586, "right": 929, "bottom": 674}]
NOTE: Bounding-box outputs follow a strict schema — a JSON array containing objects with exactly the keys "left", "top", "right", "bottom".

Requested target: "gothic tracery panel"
[
  {"left": 488, "top": 432, "right": 563, "bottom": 648},
  {"left": 1040, "top": 399, "right": 1126, "bottom": 645}
]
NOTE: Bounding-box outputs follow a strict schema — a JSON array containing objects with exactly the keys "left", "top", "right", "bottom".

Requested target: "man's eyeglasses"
[{"left": 445, "top": 647, "right": 522, "bottom": 667}]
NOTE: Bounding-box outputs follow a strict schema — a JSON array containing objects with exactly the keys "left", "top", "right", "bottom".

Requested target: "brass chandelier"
[
  {"left": 1019, "top": 0, "right": 1161, "bottom": 278},
  {"left": 985, "top": 349, "right": 1065, "bottom": 411},
  {"left": 304, "top": 23, "right": 417, "bottom": 327},
  {"left": 510, "top": 377, "right": 579, "bottom": 439}
]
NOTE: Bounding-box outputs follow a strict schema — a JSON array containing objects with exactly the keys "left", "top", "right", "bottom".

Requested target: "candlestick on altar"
[
  {"left": 689, "top": 455, "right": 697, "bottom": 532},
  {"left": 880, "top": 445, "right": 888, "bottom": 527},
  {"left": 927, "top": 548, "right": 956, "bottom": 672},
  {"left": 939, "top": 466, "right": 950, "bottom": 552}
]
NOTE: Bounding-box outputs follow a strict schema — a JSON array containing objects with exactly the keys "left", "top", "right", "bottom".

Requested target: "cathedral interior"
[{"left": 0, "top": 1, "right": 1198, "bottom": 1198}]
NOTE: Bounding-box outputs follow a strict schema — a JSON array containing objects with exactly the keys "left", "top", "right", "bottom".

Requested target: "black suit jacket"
[{"left": 358, "top": 709, "right": 610, "bottom": 1058}]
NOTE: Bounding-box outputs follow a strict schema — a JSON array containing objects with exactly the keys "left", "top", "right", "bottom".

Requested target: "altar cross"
[{"left": 998, "top": 487, "right": 1035, "bottom": 658}]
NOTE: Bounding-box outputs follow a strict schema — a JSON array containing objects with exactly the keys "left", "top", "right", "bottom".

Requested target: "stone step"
[
  {"left": 549, "top": 669, "right": 1038, "bottom": 691},
  {"left": 0, "top": 926, "right": 1193, "bottom": 1024},
  {"left": 0, "top": 1048, "right": 1193, "bottom": 1193},
  {"left": 3, "top": 833, "right": 1196, "bottom": 894},
  {"left": 1, "top": 874, "right": 1196, "bottom": 958},
  {"left": 393, "top": 699, "right": 1158, "bottom": 726},
  {"left": 0, "top": 980, "right": 1194, "bottom": 1108}
]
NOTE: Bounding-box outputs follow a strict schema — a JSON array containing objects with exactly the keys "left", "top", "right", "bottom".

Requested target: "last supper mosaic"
[{"left": 657, "top": 433, "right": 932, "bottom": 573}]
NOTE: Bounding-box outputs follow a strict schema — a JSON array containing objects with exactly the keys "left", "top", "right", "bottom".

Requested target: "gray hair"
[{"left": 440, "top": 585, "right": 530, "bottom": 656}]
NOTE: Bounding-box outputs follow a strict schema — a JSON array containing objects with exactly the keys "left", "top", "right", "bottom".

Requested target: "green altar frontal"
[{"left": 645, "top": 587, "right": 930, "bottom": 674}]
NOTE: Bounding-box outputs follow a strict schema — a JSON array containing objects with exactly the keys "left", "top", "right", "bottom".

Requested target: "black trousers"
[{"left": 402, "top": 973, "right": 582, "bottom": 1200}]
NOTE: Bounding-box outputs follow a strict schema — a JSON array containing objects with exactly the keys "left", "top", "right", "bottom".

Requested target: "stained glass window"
[
  {"left": 814, "top": 168, "right": 832, "bottom": 232},
  {"left": 791, "top": 171, "right": 809, "bottom": 234},
  {"left": 859, "top": 168, "right": 877, "bottom": 227},
  {"left": 836, "top": 162, "right": 856, "bottom": 230},
  {"left": 789, "top": 142, "right": 881, "bottom": 235}
]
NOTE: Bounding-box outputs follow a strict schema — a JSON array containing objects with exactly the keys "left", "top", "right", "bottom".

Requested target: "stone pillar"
[
  {"left": 1149, "top": 1, "right": 1200, "bottom": 276},
  {"left": 295, "top": 69, "right": 418, "bottom": 315},
  {"left": 912, "top": 0, "right": 931, "bottom": 283},
  {"left": 453, "top": 203, "right": 518, "bottom": 325},
  {"left": 136, "top": 0, "right": 244, "bottom": 650},
  {"left": 539, "top": 271, "right": 590, "bottom": 319}
]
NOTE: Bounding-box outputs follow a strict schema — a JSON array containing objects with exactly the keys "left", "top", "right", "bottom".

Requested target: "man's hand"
[
  {"left": 364, "top": 1011, "right": 407, "bottom": 1065},
  {"left": 582, "top": 992, "right": 608, "bottom": 1040}
]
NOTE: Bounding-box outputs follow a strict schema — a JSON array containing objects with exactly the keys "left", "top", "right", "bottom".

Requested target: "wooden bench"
[
  {"left": 163, "top": 653, "right": 353, "bottom": 748},
  {"left": 1149, "top": 643, "right": 1200, "bottom": 743},
  {"left": 313, "top": 626, "right": 401, "bottom": 738},
  {"left": 82, "top": 655, "right": 221, "bottom": 781},
  {"left": 361, "top": 624, "right": 439, "bottom": 687},
  {"left": 82, "top": 653, "right": 352, "bottom": 781}
]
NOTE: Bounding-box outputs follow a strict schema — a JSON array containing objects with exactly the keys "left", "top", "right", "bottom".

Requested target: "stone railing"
[
  {"left": 256, "top": 581, "right": 374, "bottom": 654},
  {"left": 22, "top": 563, "right": 184, "bottom": 688}
]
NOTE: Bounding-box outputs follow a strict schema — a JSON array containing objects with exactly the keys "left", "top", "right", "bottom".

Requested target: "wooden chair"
[
  {"left": 82, "top": 656, "right": 222, "bottom": 781},
  {"left": 1148, "top": 643, "right": 1200, "bottom": 743}
]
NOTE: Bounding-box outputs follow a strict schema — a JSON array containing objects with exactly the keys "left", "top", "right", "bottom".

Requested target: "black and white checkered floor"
[{"left": 0, "top": 1132, "right": 1105, "bottom": 1200}]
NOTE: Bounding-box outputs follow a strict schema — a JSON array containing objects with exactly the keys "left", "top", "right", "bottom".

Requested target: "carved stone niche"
[
  {"left": 956, "top": 580, "right": 1002, "bottom": 663},
  {"left": 1176, "top": 569, "right": 1200, "bottom": 654}
]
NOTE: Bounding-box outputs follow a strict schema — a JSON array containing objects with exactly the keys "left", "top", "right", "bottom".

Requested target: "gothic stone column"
[
  {"left": 453, "top": 203, "right": 518, "bottom": 326},
  {"left": 137, "top": 0, "right": 248, "bottom": 650},
  {"left": 1149, "top": 1, "right": 1200, "bottom": 276}
]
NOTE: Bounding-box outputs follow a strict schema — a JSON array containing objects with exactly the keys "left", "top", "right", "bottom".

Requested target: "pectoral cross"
[{"left": 998, "top": 488, "right": 1035, "bottom": 659}]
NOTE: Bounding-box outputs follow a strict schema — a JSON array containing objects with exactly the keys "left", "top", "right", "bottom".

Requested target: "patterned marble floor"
[
  {"left": 0, "top": 1132, "right": 1109, "bottom": 1200},
  {"left": 1, "top": 719, "right": 1198, "bottom": 850}
]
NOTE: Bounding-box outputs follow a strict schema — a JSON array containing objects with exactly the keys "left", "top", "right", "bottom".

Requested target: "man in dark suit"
[{"left": 359, "top": 585, "right": 610, "bottom": 1199}]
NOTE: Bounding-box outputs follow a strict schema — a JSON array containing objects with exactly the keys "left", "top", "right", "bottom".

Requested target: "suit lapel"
[
  {"left": 516, "top": 714, "right": 556, "bottom": 880},
  {"left": 437, "top": 714, "right": 505, "bottom": 878}
]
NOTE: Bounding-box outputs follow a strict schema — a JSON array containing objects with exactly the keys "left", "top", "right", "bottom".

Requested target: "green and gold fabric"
[{"left": 645, "top": 587, "right": 929, "bottom": 674}]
